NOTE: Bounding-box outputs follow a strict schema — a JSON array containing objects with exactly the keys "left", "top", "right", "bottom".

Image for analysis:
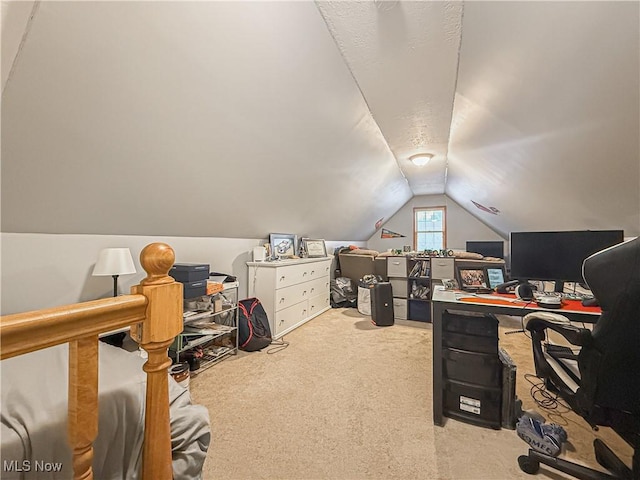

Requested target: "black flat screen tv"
[
  {"left": 509, "top": 230, "right": 624, "bottom": 283},
  {"left": 466, "top": 240, "right": 505, "bottom": 259}
]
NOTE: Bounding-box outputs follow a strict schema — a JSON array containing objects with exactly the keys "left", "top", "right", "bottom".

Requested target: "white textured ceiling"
[
  {"left": 2, "top": 1, "right": 639, "bottom": 240},
  {"left": 317, "top": 1, "right": 462, "bottom": 195}
]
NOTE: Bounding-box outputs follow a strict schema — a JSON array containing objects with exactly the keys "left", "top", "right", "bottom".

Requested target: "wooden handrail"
[
  {"left": 0, "top": 242, "right": 183, "bottom": 480},
  {"left": 0, "top": 295, "right": 147, "bottom": 360}
]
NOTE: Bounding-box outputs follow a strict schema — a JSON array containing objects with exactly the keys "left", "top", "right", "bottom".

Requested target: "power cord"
[
  {"left": 267, "top": 336, "right": 289, "bottom": 354},
  {"left": 524, "top": 373, "right": 572, "bottom": 425}
]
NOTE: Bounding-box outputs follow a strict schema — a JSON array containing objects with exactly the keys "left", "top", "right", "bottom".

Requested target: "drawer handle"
[
  {"left": 303, "top": 271, "right": 307, "bottom": 276},
  {"left": 392, "top": 261, "right": 400, "bottom": 265},
  {"left": 302, "top": 309, "right": 307, "bottom": 316},
  {"left": 302, "top": 290, "right": 307, "bottom": 296},
  {"left": 279, "top": 297, "right": 285, "bottom": 303},
  {"left": 280, "top": 275, "right": 286, "bottom": 282},
  {"left": 311, "top": 270, "right": 315, "bottom": 275},
  {"left": 310, "top": 288, "right": 315, "bottom": 294}
]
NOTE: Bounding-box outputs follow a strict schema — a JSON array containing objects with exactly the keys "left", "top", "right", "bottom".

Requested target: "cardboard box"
[
  {"left": 207, "top": 281, "right": 224, "bottom": 295},
  {"left": 213, "top": 298, "right": 223, "bottom": 312}
]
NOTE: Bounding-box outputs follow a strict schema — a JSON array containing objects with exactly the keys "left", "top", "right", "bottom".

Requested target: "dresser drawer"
[
  {"left": 274, "top": 282, "right": 310, "bottom": 311},
  {"left": 309, "top": 292, "right": 330, "bottom": 317},
  {"left": 276, "top": 263, "right": 328, "bottom": 288},
  {"left": 306, "top": 277, "right": 329, "bottom": 299},
  {"left": 274, "top": 301, "right": 308, "bottom": 336},
  {"left": 306, "top": 261, "right": 330, "bottom": 281},
  {"left": 387, "top": 256, "right": 407, "bottom": 277}
]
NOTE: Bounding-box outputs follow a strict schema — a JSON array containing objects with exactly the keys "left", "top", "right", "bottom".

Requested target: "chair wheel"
[{"left": 518, "top": 455, "right": 540, "bottom": 475}]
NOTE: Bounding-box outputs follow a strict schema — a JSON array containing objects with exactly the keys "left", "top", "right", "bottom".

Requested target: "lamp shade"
[{"left": 92, "top": 248, "right": 136, "bottom": 276}]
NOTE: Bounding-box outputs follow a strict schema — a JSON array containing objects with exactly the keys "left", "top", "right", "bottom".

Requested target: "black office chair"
[{"left": 518, "top": 237, "right": 640, "bottom": 480}]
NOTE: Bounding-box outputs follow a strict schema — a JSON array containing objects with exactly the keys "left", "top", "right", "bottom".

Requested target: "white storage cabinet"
[{"left": 247, "top": 258, "right": 332, "bottom": 339}]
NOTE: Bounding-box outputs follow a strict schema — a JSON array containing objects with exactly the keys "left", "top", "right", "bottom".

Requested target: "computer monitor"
[
  {"left": 509, "top": 230, "right": 624, "bottom": 286},
  {"left": 466, "top": 240, "right": 505, "bottom": 259}
]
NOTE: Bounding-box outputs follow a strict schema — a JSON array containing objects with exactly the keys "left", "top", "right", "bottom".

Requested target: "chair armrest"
[{"left": 523, "top": 312, "right": 592, "bottom": 347}]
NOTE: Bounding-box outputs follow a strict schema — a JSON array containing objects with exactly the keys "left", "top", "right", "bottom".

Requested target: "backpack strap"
[
  {"left": 248, "top": 298, "right": 260, "bottom": 316},
  {"left": 238, "top": 301, "right": 250, "bottom": 319},
  {"left": 239, "top": 301, "right": 254, "bottom": 349}
]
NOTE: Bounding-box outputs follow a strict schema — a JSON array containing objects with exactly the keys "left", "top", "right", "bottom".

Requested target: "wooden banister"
[
  {"left": 0, "top": 242, "right": 183, "bottom": 480},
  {"left": 68, "top": 336, "right": 99, "bottom": 480},
  {"left": 130, "top": 242, "right": 183, "bottom": 480},
  {"left": 0, "top": 295, "right": 147, "bottom": 360}
]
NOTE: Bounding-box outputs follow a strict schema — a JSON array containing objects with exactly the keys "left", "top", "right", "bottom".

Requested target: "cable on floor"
[
  {"left": 524, "top": 372, "right": 572, "bottom": 425},
  {"left": 267, "top": 336, "right": 289, "bottom": 354}
]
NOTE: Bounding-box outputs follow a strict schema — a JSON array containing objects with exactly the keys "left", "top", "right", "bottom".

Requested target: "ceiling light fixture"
[{"left": 409, "top": 153, "right": 433, "bottom": 166}]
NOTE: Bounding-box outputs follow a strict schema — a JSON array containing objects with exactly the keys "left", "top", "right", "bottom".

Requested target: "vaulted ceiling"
[{"left": 2, "top": 1, "right": 639, "bottom": 241}]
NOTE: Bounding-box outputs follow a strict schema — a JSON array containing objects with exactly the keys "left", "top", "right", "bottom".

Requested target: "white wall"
[
  {"left": 367, "top": 194, "right": 504, "bottom": 253},
  {"left": 1, "top": 234, "right": 360, "bottom": 315}
]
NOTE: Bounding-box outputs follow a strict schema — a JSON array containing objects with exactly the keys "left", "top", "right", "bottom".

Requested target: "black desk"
[{"left": 430, "top": 286, "right": 601, "bottom": 427}]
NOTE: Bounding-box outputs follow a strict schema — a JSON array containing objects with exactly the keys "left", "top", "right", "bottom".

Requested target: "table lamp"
[{"left": 92, "top": 248, "right": 137, "bottom": 296}]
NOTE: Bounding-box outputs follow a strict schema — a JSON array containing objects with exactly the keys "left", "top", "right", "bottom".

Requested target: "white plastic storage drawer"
[
  {"left": 389, "top": 278, "right": 407, "bottom": 298},
  {"left": 431, "top": 258, "right": 455, "bottom": 279},
  {"left": 393, "top": 298, "right": 407, "bottom": 320},
  {"left": 387, "top": 256, "right": 407, "bottom": 277}
]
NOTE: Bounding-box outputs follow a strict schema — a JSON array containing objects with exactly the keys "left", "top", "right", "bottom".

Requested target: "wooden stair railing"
[{"left": 0, "top": 242, "right": 183, "bottom": 480}]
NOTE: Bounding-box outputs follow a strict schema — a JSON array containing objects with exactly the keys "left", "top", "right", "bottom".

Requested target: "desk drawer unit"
[
  {"left": 443, "top": 379, "right": 502, "bottom": 430},
  {"left": 443, "top": 310, "right": 498, "bottom": 354},
  {"left": 442, "top": 348, "right": 501, "bottom": 387},
  {"left": 443, "top": 310, "right": 498, "bottom": 338},
  {"left": 442, "top": 331, "right": 498, "bottom": 355}
]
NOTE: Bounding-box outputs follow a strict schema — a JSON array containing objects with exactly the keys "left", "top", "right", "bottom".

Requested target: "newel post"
[{"left": 130, "top": 243, "right": 183, "bottom": 480}]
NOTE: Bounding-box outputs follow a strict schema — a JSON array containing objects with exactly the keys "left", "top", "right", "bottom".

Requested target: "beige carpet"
[{"left": 189, "top": 308, "right": 632, "bottom": 480}]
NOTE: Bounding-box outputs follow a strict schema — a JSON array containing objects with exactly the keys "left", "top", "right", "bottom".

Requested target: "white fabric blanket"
[{"left": 1, "top": 342, "right": 210, "bottom": 480}]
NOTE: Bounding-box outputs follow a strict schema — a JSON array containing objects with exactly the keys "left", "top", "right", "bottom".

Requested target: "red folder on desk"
[{"left": 458, "top": 293, "right": 601, "bottom": 313}]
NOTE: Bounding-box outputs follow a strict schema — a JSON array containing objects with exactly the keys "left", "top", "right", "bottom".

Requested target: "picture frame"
[
  {"left": 302, "top": 238, "right": 327, "bottom": 258},
  {"left": 456, "top": 266, "right": 488, "bottom": 290},
  {"left": 485, "top": 266, "right": 506, "bottom": 290},
  {"left": 269, "top": 233, "right": 297, "bottom": 258},
  {"left": 441, "top": 278, "right": 459, "bottom": 290}
]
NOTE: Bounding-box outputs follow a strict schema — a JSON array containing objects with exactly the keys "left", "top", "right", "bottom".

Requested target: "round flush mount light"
[{"left": 409, "top": 153, "right": 433, "bottom": 166}]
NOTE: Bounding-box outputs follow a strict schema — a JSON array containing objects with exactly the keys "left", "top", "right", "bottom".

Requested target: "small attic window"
[{"left": 414, "top": 207, "right": 446, "bottom": 251}]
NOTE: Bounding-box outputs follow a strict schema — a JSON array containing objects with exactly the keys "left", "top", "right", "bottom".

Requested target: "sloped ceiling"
[
  {"left": 447, "top": 2, "right": 640, "bottom": 237},
  {"left": 2, "top": 1, "right": 639, "bottom": 241}
]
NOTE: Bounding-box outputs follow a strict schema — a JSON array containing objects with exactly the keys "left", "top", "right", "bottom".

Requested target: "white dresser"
[{"left": 246, "top": 257, "right": 332, "bottom": 339}]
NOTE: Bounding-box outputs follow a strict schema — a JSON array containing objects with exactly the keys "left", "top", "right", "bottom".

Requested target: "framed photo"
[
  {"left": 441, "top": 278, "right": 459, "bottom": 290},
  {"left": 485, "top": 266, "right": 506, "bottom": 289},
  {"left": 302, "top": 238, "right": 327, "bottom": 258},
  {"left": 269, "top": 233, "right": 297, "bottom": 258},
  {"left": 456, "top": 267, "right": 488, "bottom": 290}
]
